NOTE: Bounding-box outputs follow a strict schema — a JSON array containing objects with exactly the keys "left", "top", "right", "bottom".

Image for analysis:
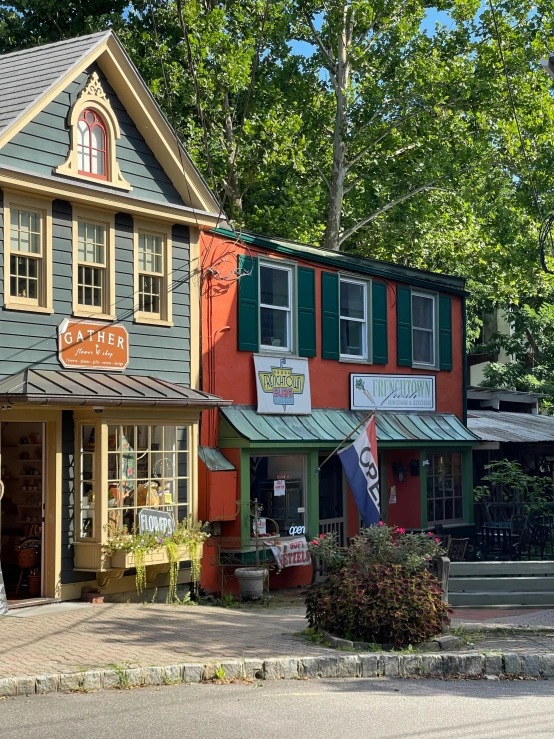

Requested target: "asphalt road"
[{"left": 0, "top": 678, "right": 553, "bottom": 739}]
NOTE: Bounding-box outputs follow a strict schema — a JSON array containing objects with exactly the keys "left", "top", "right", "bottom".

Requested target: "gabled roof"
[
  {"left": 0, "top": 369, "right": 229, "bottom": 408},
  {"left": 213, "top": 227, "right": 467, "bottom": 295},
  {"left": 0, "top": 32, "right": 221, "bottom": 217}
]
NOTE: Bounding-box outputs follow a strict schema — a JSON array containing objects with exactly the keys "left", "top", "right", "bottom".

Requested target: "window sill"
[
  {"left": 54, "top": 168, "right": 132, "bottom": 192},
  {"left": 4, "top": 302, "right": 54, "bottom": 314},
  {"left": 411, "top": 363, "right": 439, "bottom": 372},
  {"left": 339, "top": 356, "right": 371, "bottom": 365},
  {"left": 73, "top": 310, "right": 117, "bottom": 322},
  {"left": 259, "top": 345, "right": 294, "bottom": 354},
  {"left": 134, "top": 315, "right": 174, "bottom": 327}
]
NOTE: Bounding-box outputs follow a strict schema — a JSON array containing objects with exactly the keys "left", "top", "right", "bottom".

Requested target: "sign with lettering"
[
  {"left": 138, "top": 508, "right": 175, "bottom": 536},
  {"left": 58, "top": 319, "right": 129, "bottom": 371},
  {"left": 270, "top": 536, "right": 311, "bottom": 569},
  {"left": 254, "top": 355, "right": 311, "bottom": 415},
  {"left": 350, "top": 374, "right": 436, "bottom": 412}
]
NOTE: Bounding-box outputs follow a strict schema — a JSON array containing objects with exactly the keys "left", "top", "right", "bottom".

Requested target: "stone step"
[
  {"left": 450, "top": 561, "right": 554, "bottom": 577},
  {"left": 451, "top": 576, "right": 554, "bottom": 592},
  {"left": 449, "top": 590, "right": 554, "bottom": 607}
]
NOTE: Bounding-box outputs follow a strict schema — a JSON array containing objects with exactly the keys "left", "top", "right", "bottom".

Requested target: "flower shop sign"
[
  {"left": 58, "top": 318, "right": 129, "bottom": 371},
  {"left": 270, "top": 536, "right": 311, "bottom": 568},
  {"left": 139, "top": 508, "right": 175, "bottom": 536},
  {"left": 350, "top": 374, "right": 436, "bottom": 412}
]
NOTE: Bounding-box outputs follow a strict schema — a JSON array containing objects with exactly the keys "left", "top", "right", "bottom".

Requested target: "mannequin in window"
[{"left": 77, "top": 109, "right": 107, "bottom": 180}]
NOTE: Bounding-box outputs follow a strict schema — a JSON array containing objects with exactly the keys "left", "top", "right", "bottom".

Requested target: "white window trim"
[
  {"left": 134, "top": 219, "right": 173, "bottom": 326},
  {"left": 339, "top": 276, "right": 369, "bottom": 362},
  {"left": 412, "top": 291, "right": 437, "bottom": 368},
  {"left": 56, "top": 72, "right": 131, "bottom": 191},
  {"left": 3, "top": 190, "right": 53, "bottom": 314},
  {"left": 72, "top": 205, "right": 116, "bottom": 320},
  {"left": 259, "top": 260, "right": 295, "bottom": 354}
]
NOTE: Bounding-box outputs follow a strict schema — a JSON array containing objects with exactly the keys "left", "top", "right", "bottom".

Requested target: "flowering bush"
[
  {"left": 305, "top": 524, "right": 448, "bottom": 646},
  {"left": 104, "top": 518, "right": 209, "bottom": 601},
  {"left": 305, "top": 564, "right": 449, "bottom": 647}
]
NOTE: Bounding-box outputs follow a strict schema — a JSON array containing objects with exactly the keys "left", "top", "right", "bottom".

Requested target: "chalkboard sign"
[
  {"left": 0, "top": 567, "right": 8, "bottom": 616},
  {"left": 138, "top": 508, "right": 175, "bottom": 536}
]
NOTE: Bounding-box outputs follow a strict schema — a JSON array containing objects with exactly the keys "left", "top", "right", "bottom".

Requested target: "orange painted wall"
[{"left": 384, "top": 450, "right": 422, "bottom": 529}]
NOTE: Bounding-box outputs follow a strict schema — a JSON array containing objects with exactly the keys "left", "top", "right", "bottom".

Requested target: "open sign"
[
  {"left": 288, "top": 525, "right": 305, "bottom": 536},
  {"left": 139, "top": 508, "right": 175, "bottom": 536}
]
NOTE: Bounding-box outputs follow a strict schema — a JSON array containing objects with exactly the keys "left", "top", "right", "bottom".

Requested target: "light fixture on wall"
[{"left": 392, "top": 462, "right": 407, "bottom": 483}]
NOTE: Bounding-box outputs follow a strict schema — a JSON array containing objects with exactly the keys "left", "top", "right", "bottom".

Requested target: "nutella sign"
[{"left": 58, "top": 319, "right": 129, "bottom": 371}]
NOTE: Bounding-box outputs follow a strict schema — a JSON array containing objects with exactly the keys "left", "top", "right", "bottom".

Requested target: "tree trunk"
[
  {"left": 323, "top": 4, "right": 352, "bottom": 252},
  {"left": 222, "top": 92, "right": 243, "bottom": 213}
]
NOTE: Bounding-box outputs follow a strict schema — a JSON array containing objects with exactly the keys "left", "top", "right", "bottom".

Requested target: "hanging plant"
[{"left": 165, "top": 539, "right": 179, "bottom": 603}]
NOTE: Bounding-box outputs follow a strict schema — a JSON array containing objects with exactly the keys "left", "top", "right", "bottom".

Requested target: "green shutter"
[
  {"left": 237, "top": 254, "right": 259, "bottom": 352},
  {"left": 372, "top": 281, "right": 388, "bottom": 364},
  {"left": 439, "top": 295, "right": 453, "bottom": 370},
  {"left": 396, "top": 286, "right": 412, "bottom": 367},
  {"left": 321, "top": 271, "right": 339, "bottom": 360},
  {"left": 297, "top": 266, "right": 316, "bottom": 357}
]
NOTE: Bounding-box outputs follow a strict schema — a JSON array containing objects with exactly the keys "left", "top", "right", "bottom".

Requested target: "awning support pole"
[{"left": 317, "top": 411, "right": 375, "bottom": 473}]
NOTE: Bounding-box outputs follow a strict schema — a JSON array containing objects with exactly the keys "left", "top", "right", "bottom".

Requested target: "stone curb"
[
  {"left": 2, "top": 652, "right": 554, "bottom": 696},
  {"left": 323, "top": 631, "right": 464, "bottom": 652},
  {"left": 453, "top": 622, "right": 554, "bottom": 634}
]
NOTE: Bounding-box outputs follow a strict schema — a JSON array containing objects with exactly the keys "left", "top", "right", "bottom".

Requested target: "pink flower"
[
  {"left": 311, "top": 539, "right": 319, "bottom": 545},
  {"left": 396, "top": 528, "right": 406, "bottom": 535},
  {"left": 427, "top": 531, "right": 434, "bottom": 537},
  {"left": 319, "top": 534, "right": 325, "bottom": 539},
  {"left": 434, "top": 538, "right": 441, "bottom": 544},
  {"left": 378, "top": 521, "right": 384, "bottom": 527}
]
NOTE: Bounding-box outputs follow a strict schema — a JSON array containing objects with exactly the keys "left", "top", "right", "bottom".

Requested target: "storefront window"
[
  {"left": 105, "top": 425, "right": 189, "bottom": 534},
  {"left": 250, "top": 455, "right": 305, "bottom": 536},
  {"left": 427, "top": 452, "right": 463, "bottom": 524}
]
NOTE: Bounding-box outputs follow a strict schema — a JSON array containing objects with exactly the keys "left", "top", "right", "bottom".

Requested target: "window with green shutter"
[
  {"left": 396, "top": 286, "right": 412, "bottom": 366},
  {"left": 439, "top": 295, "right": 453, "bottom": 370},
  {"left": 297, "top": 266, "right": 316, "bottom": 357},
  {"left": 237, "top": 254, "right": 259, "bottom": 352},
  {"left": 372, "top": 281, "right": 388, "bottom": 364},
  {"left": 321, "top": 271, "right": 339, "bottom": 360}
]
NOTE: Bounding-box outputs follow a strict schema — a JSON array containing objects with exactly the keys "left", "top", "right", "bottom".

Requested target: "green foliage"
[
  {"left": 305, "top": 564, "right": 449, "bottom": 647},
  {"left": 474, "top": 459, "right": 553, "bottom": 516}
]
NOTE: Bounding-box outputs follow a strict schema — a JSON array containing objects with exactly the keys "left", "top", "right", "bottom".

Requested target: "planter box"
[{"left": 110, "top": 544, "right": 198, "bottom": 570}]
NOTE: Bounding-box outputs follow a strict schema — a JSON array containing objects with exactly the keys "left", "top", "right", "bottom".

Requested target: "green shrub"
[{"left": 305, "top": 563, "right": 449, "bottom": 648}]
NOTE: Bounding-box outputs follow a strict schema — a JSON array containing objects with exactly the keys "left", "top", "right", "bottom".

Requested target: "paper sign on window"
[{"left": 273, "top": 479, "right": 286, "bottom": 497}]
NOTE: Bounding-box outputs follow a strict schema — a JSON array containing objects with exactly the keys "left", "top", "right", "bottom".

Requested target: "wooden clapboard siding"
[
  {"left": 0, "top": 199, "right": 191, "bottom": 385},
  {"left": 0, "top": 64, "right": 186, "bottom": 208}
]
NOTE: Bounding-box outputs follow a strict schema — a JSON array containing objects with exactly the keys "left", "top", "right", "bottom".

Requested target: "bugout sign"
[{"left": 58, "top": 319, "right": 129, "bottom": 371}]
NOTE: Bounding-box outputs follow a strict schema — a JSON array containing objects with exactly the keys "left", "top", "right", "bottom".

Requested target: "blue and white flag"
[{"left": 338, "top": 417, "right": 380, "bottom": 526}]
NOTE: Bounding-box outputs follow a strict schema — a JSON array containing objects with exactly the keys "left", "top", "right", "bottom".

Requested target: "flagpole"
[{"left": 317, "top": 410, "right": 375, "bottom": 472}]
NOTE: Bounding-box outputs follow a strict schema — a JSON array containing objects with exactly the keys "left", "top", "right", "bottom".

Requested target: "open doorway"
[
  {"left": 0, "top": 422, "right": 45, "bottom": 602},
  {"left": 318, "top": 453, "right": 346, "bottom": 546}
]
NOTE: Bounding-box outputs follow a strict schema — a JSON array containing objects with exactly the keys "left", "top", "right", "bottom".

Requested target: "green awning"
[
  {"left": 198, "top": 446, "right": 236, "bottom": 471},
  {"left": 220, "top": 407, "right": 478, "bottom": 447}
]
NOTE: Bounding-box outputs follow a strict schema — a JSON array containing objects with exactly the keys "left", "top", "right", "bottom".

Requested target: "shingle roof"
[
  {"left": 0, "top": 369, "right": 230, "bottom": 408},
  {"left": 468, "top": 410, "right": 554, "bottom": 443},
  {"left": 0, "top": 32, "right": 110, "bottom": 136}
]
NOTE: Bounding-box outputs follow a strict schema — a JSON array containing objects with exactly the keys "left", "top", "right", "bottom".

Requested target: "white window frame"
[
  {"left": 339, "top": 276, "right": 369, "bottom": 361},
  {"left": 412, "top": 291, "right": 436, "bottom": 368},
  {"left": 72, "top": 206, "right": 116, "bottom": 320},
  {"left": 134, "top": 220, "right": 173, "bottom": 326},
  {"left": 3, "top": 191, "right": 53, "bottom": 314},
  {"left": 259, "top": 261, "right": 294, "bottom": 353}
]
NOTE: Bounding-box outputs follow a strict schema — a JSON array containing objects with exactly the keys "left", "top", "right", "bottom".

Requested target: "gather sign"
[{"left": 58, "top": 318, "right": 129, "bottom": 371}]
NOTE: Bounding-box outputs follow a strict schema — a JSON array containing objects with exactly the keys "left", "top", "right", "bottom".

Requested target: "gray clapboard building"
[{"left": 0, "top": 32, "right": 226, "bottom": 604}]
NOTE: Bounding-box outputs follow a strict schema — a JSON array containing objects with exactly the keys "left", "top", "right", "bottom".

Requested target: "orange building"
[{"left": 199, "top": 228, "right": 477, "bottom": 592}]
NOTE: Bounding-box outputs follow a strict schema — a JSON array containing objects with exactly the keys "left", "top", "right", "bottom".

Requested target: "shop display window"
[
  {"left": 250, "top": 455, "right": 305, "bottom": 536},
  {"left": 77, "top": 423, "right": 190, "bottom": 541}
]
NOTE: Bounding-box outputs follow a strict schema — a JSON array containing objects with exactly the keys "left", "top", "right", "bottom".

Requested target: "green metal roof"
[
  {"left": 213, "top": 227, "right": 467, "bottom": 296},
  {"left": 198, "top": 446, "right": 236, "bottom": 471},
  {"left": 220, "top": 407, "right": 478, "bottom": 447}
]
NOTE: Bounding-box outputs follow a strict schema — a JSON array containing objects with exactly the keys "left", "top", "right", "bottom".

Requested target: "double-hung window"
[
  {"left": 260, "top": 263, "right": 293, "bottom": 351},
  {"left": 77, "top": 221, "right": 106, "bottom": 310},
  {"left": 4, "top": 193, "right": 52, "bottom": 313},
  {"left": 340, "top": 278, "right": 367, "bottom": 360},
  {"left": 412, "top": 292, "right": 435, "bottom": 366},
  {"left": 135, "top": 223, "right": 172, "bottom": 325}
]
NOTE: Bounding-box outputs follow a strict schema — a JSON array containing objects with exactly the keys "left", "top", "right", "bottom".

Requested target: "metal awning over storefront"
[
  {"left": 468, "top": 410, "right": 554, "bottom": 443},
  {"left": 199, "top": 446, "right": 236, "bottom": 471},
  {"left": 220, "top": 406, "right": 477, "bottom": 447},
  {"left": 0, "top": 369, "right": 228, "bottom": 408}
]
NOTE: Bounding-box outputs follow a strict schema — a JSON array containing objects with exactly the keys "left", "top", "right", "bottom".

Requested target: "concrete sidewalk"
[{"left": 1, "top": 600, "right": 554, "bottom": 681}]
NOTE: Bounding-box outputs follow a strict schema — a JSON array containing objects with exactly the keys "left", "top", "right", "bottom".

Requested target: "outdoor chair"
[
  {"left": 480, "top": 525, "right": 520, "bottom": 560},
  {"left": 447, "top": 538, "right": 469, "bottom": 562},
  {"left": 521, "top": 524, "right": 551, "bottom": 560}
]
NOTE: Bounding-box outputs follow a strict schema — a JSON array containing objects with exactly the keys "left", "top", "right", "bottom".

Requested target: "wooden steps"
[{"left": 449, "top": 561, "right": 554, "bottom": 607}]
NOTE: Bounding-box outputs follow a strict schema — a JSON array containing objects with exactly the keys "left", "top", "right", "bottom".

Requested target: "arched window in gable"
[{"left": 78, "top": 109, "right": 108, "bottom": 179}]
